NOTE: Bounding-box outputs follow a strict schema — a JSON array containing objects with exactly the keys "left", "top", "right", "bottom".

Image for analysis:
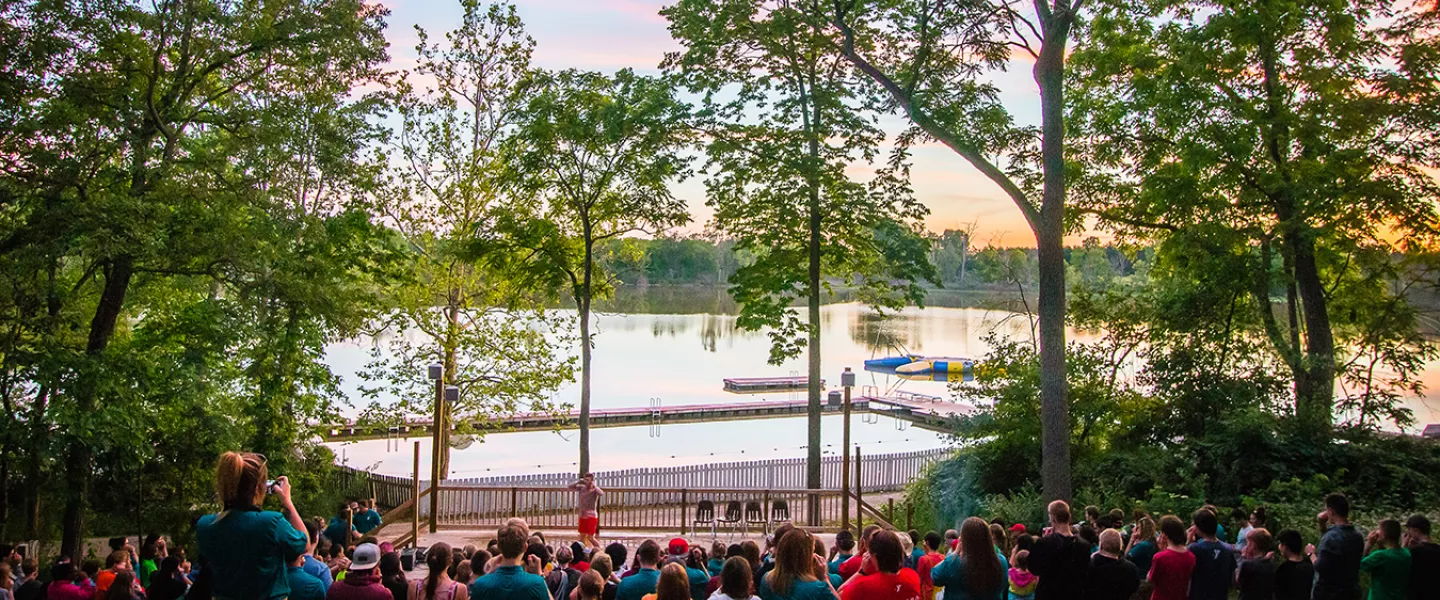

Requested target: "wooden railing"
[{"left": 428, "top": 486, "right": 846, "bottom": 534}]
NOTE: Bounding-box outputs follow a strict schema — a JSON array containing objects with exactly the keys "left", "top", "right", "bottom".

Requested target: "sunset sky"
[{"left": 382, "top": 0, "right": 1053, "bottom": 246}]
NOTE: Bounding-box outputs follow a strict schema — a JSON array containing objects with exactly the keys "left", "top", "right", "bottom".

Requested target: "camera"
[{"left": 266, "top": 479, "right": 280, "bottom": 494}]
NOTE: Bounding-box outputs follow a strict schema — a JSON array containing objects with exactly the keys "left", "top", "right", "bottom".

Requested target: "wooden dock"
[
  {"left": 722, "top": 375, "right": 822, "bottom": 393},
  {"left": 324, "top": 398, "right": 868, "bottom": 441}
]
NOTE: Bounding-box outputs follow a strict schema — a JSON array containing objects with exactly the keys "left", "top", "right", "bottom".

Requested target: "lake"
[{"left": 322, "top": 287, "right": 1440, "bottom": 477}]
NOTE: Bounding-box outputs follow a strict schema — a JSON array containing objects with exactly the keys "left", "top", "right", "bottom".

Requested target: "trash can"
[{"left": 828, "top": 390, "right": 842, "bottom": 406}]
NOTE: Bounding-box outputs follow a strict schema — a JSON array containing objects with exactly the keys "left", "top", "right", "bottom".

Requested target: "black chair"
[
  {"left": 694, "top": 500, "right": 717, "bottom": 540},
  {"left": 717, "top": 500, "right": 743, "bottom": 538},
  {"left": 770, "top": 500, "right": 792, "bottom": 528},
  {"left": 745, "top": 500, "right": 766, "bottom": 537}
]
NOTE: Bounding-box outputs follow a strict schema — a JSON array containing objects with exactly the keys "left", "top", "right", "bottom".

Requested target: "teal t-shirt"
[
  {"left": 828, "top": 553, "right": 853, "bottom": 575},
  {"left": 286, "top": 566, "right": 327, "bottom": 600},
  {"left": 1360, "top": 547, "right": 1412, "bottom": 600},
  {"left": 932, "top": 548, "right": 1011, "bottom": 600},
  {"left": 685, "top": 566, "right": 711, "bottom": 600},
  {"left": 707, "top": 558, "right": 726, "bottom": 577},
  {"left": 353, "top": 510, "right": 382, "bottom": 534},
  {"left": 469, "top": 566, "right": 549, "bottom": 600},
  {"left": 1128, "top": 540, "right": 1159, "bottom": 580},
  {"left": 196, "top": 508, "right": 307, "bottom": 600},
  {"left": 758, "top": 578, "right": 833, "bottom": 600},
  {"left": 616, "top": 568, "right": 661, "bottom": 600}
]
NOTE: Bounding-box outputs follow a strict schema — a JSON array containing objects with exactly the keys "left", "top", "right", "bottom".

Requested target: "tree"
[
  {"left": 1068, "top": 0, "right": 1440, "bottom": 433},
  {"left": 663, "top": 0, "right": 934, "bottom": 504},
  {"left": 0, "top": 0, "right": 390, "bottom": 556},
  {"left": 823, "top": 0, "right": 1085, "bottom": 499},
  {"left": 488, "top": 68, "right": 693, "bottom": 476},
  {"left": 365, "top": 0, "right": 574, "bottom": 478}
]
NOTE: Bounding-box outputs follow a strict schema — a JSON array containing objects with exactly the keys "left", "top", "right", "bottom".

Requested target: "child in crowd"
[{"left": 1008, "top": 550, "right": 1037, "bottom": 600}]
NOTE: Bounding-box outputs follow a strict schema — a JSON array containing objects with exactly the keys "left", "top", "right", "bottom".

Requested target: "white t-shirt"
[{"left": 708, "top": 593, "right": 761, "bottom": 600}]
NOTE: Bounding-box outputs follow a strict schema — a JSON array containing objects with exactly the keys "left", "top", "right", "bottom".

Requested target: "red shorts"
[{"left": 578, "top": 516, "right": 599, "bottom": 535}]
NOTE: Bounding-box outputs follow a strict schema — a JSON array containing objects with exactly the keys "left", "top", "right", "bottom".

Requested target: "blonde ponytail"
[{"left": 215, "top": 451, "right": 267, "bottom": 514}]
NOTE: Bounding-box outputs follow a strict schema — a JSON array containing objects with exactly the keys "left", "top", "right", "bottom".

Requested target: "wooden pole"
[
  {"left": 855, "top": 445, "right": 863, "bottom": 530},
  {"left": 841, "top": 383, "right": 852, "bottom": 532},
  {"left": 411, "top": 441, "right": 420, "bottom": 548},
  {"left": 429, "top": 378, "right": 442, "bottom": 533}
]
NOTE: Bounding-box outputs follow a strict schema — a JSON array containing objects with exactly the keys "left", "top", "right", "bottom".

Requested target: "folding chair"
[
  {"left": 770, "top": 499, "right": 792, "bottom": 530},
  {"left": 694, "top": 500, "right": 717, "bottom": 540},
  {"left": 717, "top": 500, "right": 743, "bottom": 539},
  {"left": 745, "top": 501, "right": 766, "bottom": 537}
]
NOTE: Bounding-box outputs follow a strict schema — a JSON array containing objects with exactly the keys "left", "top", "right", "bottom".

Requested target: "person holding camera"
[{"left": 197, "top": 452, "right": 309, "bottom": 600}]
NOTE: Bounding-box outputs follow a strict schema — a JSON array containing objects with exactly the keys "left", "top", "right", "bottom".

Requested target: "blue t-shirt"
[
  {"left": 932, "top": 548, "right": 1011, "bottom": 600},
  {"left": 910, "top": 547, "right": 926, "bottom": 570},
  {"left": 1188, "top": 540, "right": 1237, "bottom": 600},
  {"left": 287, "top": 566, "right": 327, "bottom": 600},
  {"left": 469, "top": 566, "right": 549, "bottom": 600},
  {"left": 196, "top": 508, "right": 308, "bottom": 600},
  {"left": 758, "top": 578, "right": 833, "bottom": 600},
  {"left": 616, "top": 568, "right": 660, "bottom": 600},
  {"left": 1127, "top": 540, "right": 1158, "bottom": 581},
  {"left": 302, "top": 555, "right": 333, "bottom": 590}
]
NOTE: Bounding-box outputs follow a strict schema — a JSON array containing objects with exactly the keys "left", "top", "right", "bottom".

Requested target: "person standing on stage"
[{"left": 571, "top": 473, "right": 604, "bottom": 548}]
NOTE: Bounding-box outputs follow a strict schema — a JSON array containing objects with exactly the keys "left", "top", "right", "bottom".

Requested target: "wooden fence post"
[
  {"left": 510, "top": 487, "right": 518, "bottom": 520},
  {"left": 411, "top": 441, "right": 420, "bottom": 548},
  {"left": 681, "top": 490, "right": 689, "bottom": 536},
  {"left": 855, "top": 446, "right": 863, "bottom": 530}
]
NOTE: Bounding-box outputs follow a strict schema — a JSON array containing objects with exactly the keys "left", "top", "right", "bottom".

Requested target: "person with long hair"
[
  {"left": 990, "top": 525, "right": 1011, "bottom": 561},
  {"left": 1125, "top": 517, "right": 1158, "bottom": 582},
  {"left": 642, "top": 564, "right": 690, "bottom": 600},
  {"left": 837, "top": 530, "right": 921, "bottom": 600},
  {"left": 103, "top": 573, "right": 141, "bottom": 600},
  {"left": 408, "top": 543, "right": 466, "bottom": 600},
  {"left": 585, "top": 554, "right": 618, "bottom": 600},
  {"left": 932, "top": 517, "right": 1009, "bottom": 600},
  {"left": 196, "top": 452, "right": 308, "bottom": 600},
  {"left": 148, "top": 557, "right": 189, "bottom": 600},
  {"left": 709, "top": 557, "right": 759, "bottom": 600},
  {"left": 758, "top": 529, "right": 837, "bottom": 600},
  {"left": 379, "top": 553, "right": 406, "bottom": 600}
]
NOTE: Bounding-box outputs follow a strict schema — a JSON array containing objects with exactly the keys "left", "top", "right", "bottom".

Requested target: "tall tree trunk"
[
  {"left": 1286, "top": 228, "right": 1335, "bottom": 431},
  {"left": 578, "top": 236, "right": 594, "bottom": 477},
  {"left": 63, "top": 254, "right": 135, "bottom": 560},
  {"left": 799, "top": 72, "right": 823, "bottom": 499},
  {"left": 1034, "top": 7, "right": 1072, "bottom": 502},
  {"left": 25, "top": 386, "right": 49, "bottom": 538}
]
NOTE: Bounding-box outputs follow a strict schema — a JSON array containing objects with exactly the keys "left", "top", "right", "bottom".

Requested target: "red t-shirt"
[
  {"left": 838, "top": 553, "right": 865, "bottom": 581},
  {"left": 841, "top": 569, "right": 922, "bottom": 600},
  {"left": 1149, "top": 547, "right": 1197, "bottom": 600},
  {"left": 916, "top": 552, "right": 945, "bottom": 598}
]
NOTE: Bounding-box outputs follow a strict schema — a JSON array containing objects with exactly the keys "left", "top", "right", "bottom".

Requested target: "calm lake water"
[{"left": 322, "top": 287, "right": 1440, "bottom": 477}]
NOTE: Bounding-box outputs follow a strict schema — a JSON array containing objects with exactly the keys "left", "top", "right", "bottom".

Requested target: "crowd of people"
[{"left": 2, "top": 453, "right": 1437, "bottom": 600}]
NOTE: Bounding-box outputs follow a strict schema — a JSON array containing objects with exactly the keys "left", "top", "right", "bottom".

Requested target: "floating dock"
[
  {"left": 323, "top": 398, "right": 865, "bottom": 441},
  {"left": 722, "top": 376, "right": 822, "bottom": 393}
]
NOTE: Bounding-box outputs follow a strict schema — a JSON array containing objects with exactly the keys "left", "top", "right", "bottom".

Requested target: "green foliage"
[
  {"left": 365, "top": 2, "right": 574, "bottom": 477},
  {"left": 662, "top": 0, "right": 935, "bottom": 365}
]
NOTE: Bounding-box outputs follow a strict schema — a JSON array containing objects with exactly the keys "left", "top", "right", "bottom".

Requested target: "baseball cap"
[
  {"left": 668, "top": 538, "right": 688, "bottom": 555},
  {"left": 350, "top": 543, "right": 381, "bottom": 570},
  {"left": 1406, "top": 514, "right": 1431, "bottom": 536},
  {"left": 1009, "top": 523, "right": 1027, "bottom": 533}
]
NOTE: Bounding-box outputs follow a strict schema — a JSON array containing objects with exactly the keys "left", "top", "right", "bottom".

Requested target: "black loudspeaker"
[{"left": 401, "top": 547, "right": 420, "bottom": 571}]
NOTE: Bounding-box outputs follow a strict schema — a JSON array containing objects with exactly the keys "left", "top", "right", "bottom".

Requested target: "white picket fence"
[
  {"left": 444, "top": 447, "right": 949, "bottom": 491},
  {"left": 344, "top": 447, "right": 950, "bottom": 519}
]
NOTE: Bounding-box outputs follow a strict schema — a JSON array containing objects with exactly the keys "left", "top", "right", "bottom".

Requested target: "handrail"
[{"left": 432, "top": 485, "right": 845, "bottom": 494}]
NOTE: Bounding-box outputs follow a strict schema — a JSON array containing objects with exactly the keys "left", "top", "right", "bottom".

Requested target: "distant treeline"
[{"left": 603, "top": 232, "right": 1153, "bottom": 288}]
